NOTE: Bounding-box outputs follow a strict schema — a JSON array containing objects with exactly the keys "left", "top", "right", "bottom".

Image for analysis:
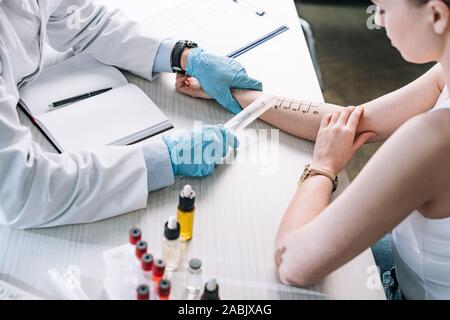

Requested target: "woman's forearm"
[
  {"left": 274, "top": 175, "right": 333, "bottom": 269},
  {"left": 232, "top": 89, "right": 344, "bottom": 141}
]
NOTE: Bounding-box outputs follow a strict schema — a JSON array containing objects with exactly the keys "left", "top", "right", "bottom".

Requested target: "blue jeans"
[{"left": 371, "top": 234, "right": 405, "bottom": 300}]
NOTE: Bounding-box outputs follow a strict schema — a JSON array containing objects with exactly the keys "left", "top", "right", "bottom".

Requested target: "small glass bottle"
[
  {"left": 184, "top": 258, "right": 203, "bottom": 300},
  {"left": 162, "top": 216, "right": 181, "bottom": 271},
  {"left": 201, "top": 279, "right": 220, "bottom": 300},
  {"left": 135, "top": 240, "right": 147, "bottom": 259},
  {"left": 177, "top": 185, "right": 196, "bottom": 242},
  {"left": 152, "top": 259, "right": 165, "bottom": 283},
  {"left": 141, "top": 253, "right": 153, "bottom": 281},
  {"left": 136, "top": 284, "right": 150, "bottom": 300},
  {"left": 158, "top": 279, "right": 171, "bottom": 300},
  {"left": 129, "top": 227, "right": 142, "bottom": 245}
]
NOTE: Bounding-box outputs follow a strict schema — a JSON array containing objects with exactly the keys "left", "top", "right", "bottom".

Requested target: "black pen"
[{"left": 49, "top": 87, "right": 113, "bottom": 108}]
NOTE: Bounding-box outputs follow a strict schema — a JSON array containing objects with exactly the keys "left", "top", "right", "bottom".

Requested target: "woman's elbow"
[
  {"left": 274, "top": 247, "right": 323, "bottom": 287},
  {"left": 277, "top": 263, "right": 322, "bottom": 287}
]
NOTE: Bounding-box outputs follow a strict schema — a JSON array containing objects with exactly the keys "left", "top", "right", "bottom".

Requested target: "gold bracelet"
[{"left": 299, "top": 164, "right": 338, "bottom": 192}]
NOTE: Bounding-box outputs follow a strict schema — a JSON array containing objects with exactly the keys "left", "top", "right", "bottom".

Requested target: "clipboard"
[{"left": 142, "top": 0, "right": 290, "bottom": 58}]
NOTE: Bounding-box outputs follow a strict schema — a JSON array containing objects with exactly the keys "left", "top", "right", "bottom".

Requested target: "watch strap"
[
  {"left": 300, "top": 164, "right": 338, "bottom": 192},
  {"left": 170, "top": 40, "right": 198, "bottom": 74}
]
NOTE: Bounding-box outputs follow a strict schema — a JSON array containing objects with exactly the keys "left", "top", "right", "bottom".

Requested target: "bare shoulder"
[
  {"left": 413, "top": 109, "right": 450, "bottom": 140},
  {"left": 374, "top": 109, "right": 450, "bottom": 184},
  {"left": 363, "top": 109, "right": 450, "bottom": 217},
  {"left": 410, "top": 110, "right": 450, "bottom": 218},
  {"left": 396, "top": 109, "right": 450, "bottom": 169}
]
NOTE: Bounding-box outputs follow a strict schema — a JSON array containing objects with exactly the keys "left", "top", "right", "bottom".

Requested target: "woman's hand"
[
  {"left": 176, "top": 74, "right": 262, "bottom": 110},
  {"left": 176, "top": 74, "right": 212, "bottom": 99},
  {"left": 312, "top": 106, "right": 376, "bottom": 176}
]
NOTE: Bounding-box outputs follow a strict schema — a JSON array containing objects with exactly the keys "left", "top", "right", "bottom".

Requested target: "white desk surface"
[{"left": 0, "top": 0, "right": 385, "bottom": 300}]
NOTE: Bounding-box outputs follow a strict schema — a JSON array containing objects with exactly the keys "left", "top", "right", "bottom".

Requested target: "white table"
[{"left": 0, "top": 0, "right": 385, "bottom": 300}]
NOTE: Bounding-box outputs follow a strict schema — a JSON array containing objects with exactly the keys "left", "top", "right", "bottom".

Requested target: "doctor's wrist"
[
  {"left": 141, "top": 140, "right": 176, "bottom": 191},
  {"left": 171, "top": 40, "right": 198, "bottom": 73},
  {"left": 180, "top": 48, "right": 193, "bottom": 71}
]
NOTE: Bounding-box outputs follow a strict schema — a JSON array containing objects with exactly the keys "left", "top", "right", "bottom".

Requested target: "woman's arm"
[
  {"left": 233, "top": 64, "right": 443, "bottom": 141},
  {"left": 177, "top": 64, "right": 443, "bottom": 142},
  {"left": 232, "top": 89, "right": 343, "bottom": 142},
  {"left": 275, "top": 108, "right": 450, "bottom": 286},
  {"left": 275, "top": 107, "right": 374, "bottom": 237}
]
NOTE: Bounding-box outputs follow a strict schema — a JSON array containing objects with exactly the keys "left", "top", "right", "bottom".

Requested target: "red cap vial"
[
  {"left": 135, "top": 240, "right": 147, "bottom": 259},
  {"left": 152, "top": 259, "right": 165, "bottom": 281},
  {"left": 141, "top": 253, "right": 154, "bottom": 272},
  {"left": 129, "top": 227, "right": 142, "bottom": 245},
  {"left": 136, "top": 284, "right": 150, "bottom": 300},
  {"left": 158, "top": 279, "right": 171, "bottom": 300}
]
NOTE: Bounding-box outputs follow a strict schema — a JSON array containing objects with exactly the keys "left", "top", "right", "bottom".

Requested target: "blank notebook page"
[
  {"left": 36, "top": 84, "right": 169, "bottom": 152},
  {"left": 20, "top": 54, "right": 127, "bottom": 117}
]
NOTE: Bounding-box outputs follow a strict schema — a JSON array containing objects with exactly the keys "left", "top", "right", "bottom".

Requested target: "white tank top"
[{"left": 393, "top": 88, "right": 450, "bottom": 300}]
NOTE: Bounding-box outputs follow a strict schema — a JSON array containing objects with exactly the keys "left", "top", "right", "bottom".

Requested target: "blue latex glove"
[
  {"left": 163, "top": 125, "right": 239, "bottom": 177},
  {"left": 186, "top": 48, "right": 263, "bottom": 114}
]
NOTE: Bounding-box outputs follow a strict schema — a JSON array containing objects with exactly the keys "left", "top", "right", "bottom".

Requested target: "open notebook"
[{"left": 19, "top": 54, "right": 172, "bottom": 153}]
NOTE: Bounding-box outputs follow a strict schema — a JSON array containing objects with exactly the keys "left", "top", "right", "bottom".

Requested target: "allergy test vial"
[
  {"left": 177, "top": 185, "right": 196, "bottom": 242},
  {"left": 184, "top": 258, "right": 203, "bottom": 300},
  {"left": 163, "top": 216, "right": 181, "bottom": 271}
]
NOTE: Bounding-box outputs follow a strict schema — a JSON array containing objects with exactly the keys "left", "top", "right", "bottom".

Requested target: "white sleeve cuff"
[{"left": 141, "top": 138, "right": 175, "bottom": 191}]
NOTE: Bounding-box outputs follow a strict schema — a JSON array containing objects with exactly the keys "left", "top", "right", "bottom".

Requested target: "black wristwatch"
[{"left": 170, "top": 40, "right": 198, "bottom": 74}]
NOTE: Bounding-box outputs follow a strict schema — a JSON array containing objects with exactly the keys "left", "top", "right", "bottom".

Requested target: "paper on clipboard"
[{"left": 141, "top": 0, "right": 288, "bottom": 58}]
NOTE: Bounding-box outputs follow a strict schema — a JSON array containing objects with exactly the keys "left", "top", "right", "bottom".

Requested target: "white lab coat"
[{"left": 0, "top": 0, "right": 170, "bottom": 228}]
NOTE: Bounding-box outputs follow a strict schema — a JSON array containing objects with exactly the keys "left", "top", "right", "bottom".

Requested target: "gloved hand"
[
  {"left": 163, "top": 125, "right": 239, "bottom": 177},
  {"left": 186, "top": 48, "right": 263, "bottom": 114}
]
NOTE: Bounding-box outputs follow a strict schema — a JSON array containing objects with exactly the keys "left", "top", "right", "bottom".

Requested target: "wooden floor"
[{"left": 295, "top": 2, "right": 433, "bottom": 180}]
